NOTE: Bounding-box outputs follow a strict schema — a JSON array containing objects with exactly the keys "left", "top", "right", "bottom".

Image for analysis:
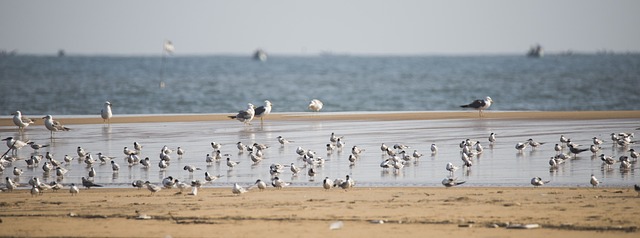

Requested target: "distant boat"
[
  {"left": 253, "top": 49, "right": 267, "bottom": 62},
  {"left": 527, "top": 44, "right": 544, "bottom": 58},
  {"left": 57, "top": 49, "right": 65, "bottom": 57}
]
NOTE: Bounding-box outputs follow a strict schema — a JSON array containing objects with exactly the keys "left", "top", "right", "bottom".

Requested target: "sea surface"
[{"left": 1, "top": 54, "right": 640, "bottom": 115}]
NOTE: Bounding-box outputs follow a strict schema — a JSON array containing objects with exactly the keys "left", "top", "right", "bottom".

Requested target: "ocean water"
[{"left": 1, "top": 54, "right": 640, "bottom": 115}]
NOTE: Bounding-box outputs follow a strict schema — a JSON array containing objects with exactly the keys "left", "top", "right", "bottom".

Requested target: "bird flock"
[{"left": 3, "top": 97, "right": 640, "bottom": 197}]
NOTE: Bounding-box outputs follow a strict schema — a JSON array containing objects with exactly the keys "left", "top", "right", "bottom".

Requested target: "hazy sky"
[{"left": 1, "top": 0, "right": 639, "bottom": 55}]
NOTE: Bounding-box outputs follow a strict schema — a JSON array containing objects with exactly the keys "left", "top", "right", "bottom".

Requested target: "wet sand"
[
  {"left": 1, "top": 111, "right": 639, "bottom": 237},
  {"left": 0, "top": 186, "right": 639, "bottom": 237}
]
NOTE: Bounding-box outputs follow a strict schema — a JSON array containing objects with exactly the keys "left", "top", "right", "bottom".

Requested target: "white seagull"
[
  {"left": 590, "top": 174, "right": 599, "bottom": 188},
  {"left": 69, "top": 183, "right": 79, "bottom": 196},
  {"left": 3, "top": 137, "right": 29, "bottom": 154},
  {"left": 42, "top": 115, "right": 70, "bottom": 137},
  {"left": 226, "top": 158, "right": 240, "bottom": 168},
  {"left": 144, "top": 181, "right": 162, "bottom": 196},
  {"left": 228, "top": 103, "right": 256, "bottom": 125},
  {"left": 460, "top": 96, "right": 493, "bottom": 117},
  {"left": 308, "top": 99, "right": 323, "bottom": 112},
  {"left": 271, "top": 177, "right": 290, "bottom": 189},
  {"left": 323, "top": 177, "right": 334, "bottom": 190},
  {"left": 232, "top": 183, "right": 247, "bottom": 195},
  {"left": 101, "top": 101, "right": 113, "bottom": 124},
  {"left": 254, "top": 100, "right": 273, "bottom": 124},
  {"left": 530, "top": 177, "right": 550, "bottom": 187},
  {"left": 11, "top": 111, "right": 36, "bottom": 131},
  {"left": 488, "top": 133, "right": 496, "bottom": 143},
  {"left": 249, "top": 179, "right": 267, "bottom": 191}
]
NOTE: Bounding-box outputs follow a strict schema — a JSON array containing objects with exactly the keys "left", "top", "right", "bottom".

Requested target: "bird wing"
[{"left": 461, "top": 99, "right": 486, "bottom": 108}]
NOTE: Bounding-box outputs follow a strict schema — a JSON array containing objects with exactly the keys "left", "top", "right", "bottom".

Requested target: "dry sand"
[{"left": 0, "top": 187, "right": 639, "bottom": 237}]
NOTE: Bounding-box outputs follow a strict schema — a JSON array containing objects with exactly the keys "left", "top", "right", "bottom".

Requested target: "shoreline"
[
  {"left": 0, "top": 187, "right": 638, "bottom": 237},
  {"left": 2, "top": 110, "right": 640, "bottom": 126}
]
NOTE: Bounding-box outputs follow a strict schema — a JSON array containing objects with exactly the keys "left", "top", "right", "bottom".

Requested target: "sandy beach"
[
  {"left": 0, "top": 186, "right": 638, "bottom": 237},
  {"left": 3, "top": 110, "right": 640, "bottom": 126},
  {"left": 1, "top": 111, "right": 639, "bottom": 237}
]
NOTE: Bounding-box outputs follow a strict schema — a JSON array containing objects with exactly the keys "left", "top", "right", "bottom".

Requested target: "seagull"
[
  {"left": 144, "top": 181, "right": 162, "bottom": 196},
  {"left": 526, "top": 139, "right": 545, "bottom": 149},
  {"left": 554, "top": 144, "right": 562, "bottom": 154},
  {"left": 82, "top": 177, "right": 102, "bottom": 189},
  {"left": 5, "top": 177, "right": 18, "bottom": 192},
  {"left": 162, "top": 176, "right": 177, "bottom": 188},
  {"left": 204, "top": 172, "right": 221, "bottom": 183},
  {"left": 290, "top": 163, "right": 301, "bottom": 174},
  {"left": 110, "top": 161, "right": 120, "bottom": 172},
  {"left": 277, "top": 136, "right": 292, "bottom": 145},
  {"left": 599, "top": 154, "right": 616, "bottom": 168},
  {"left": 322, "top": 177, "right": 334, "bottom": 190},
  {"left": 590, "top": 174, "right": 599, "bottom": 187},
  {"left": 488, "top": 133, "right": 496, "bottom": 143},
  {"left": 271, "top": 176, "right": 290, "bottom": 189},
  {"left": 254, "top": 100, "right": 273, "bottom": 124},
  {"left": 42, "top": 115, "right": 71, "bottom": 137},
  {"left": 568, "top": 144, "right": 589, "bottom": 157},
  {"left": 228, "top": 103, "right": 256, "bottom": 125},
  {"left": 13, "top": 167, "right": 23, "bottom": 176},
  {"left": 132, "top": 180, "right": 145, "bottom": 189},
  {"left": 232, "top": 183, "right": 247, "bottom": 195},
  {"left": 77, "top": 146, "right": 89, "bottom": 158},
  {"left": 460, "top": 96, "right": 493, "bottom": 117},
  {"left": 176, "top": 180, "right": 191, "bottom": 194},
  {"left": 211, "top": 142, "right": 222, "bottom": 150},
  {"left": 49, "top": 181, "right": 64, "bottom": 191},
  {"left": 442, "top": 177, "right": 466, "bottom": 187},
  {"left": 530, "top": 177, "right": 550, "bottom": 187},
  {"left": 560, "top": 135, "right": 570, "bottom": 145},
  {"left": 27, "top": 142, "right": 49, "bottom": 152},
  {"left": 629, "top": 149, "right": 639, "bottom": 161},
  {"left": 176, "top": 147, "right": 185, "bottom": 158},
  {"left": 549, "top": 156, "right": 565, "bottom": 168},
  {"left": 634, "top": 184, "right": 640, "bottom": 197},
  {"left": 69, "top": 183, "right": 79, "bottom": 196},
  {"left": 515, "top": 142, "right": 527, "bottom": 151},
  {"left": 336, "top": 175, "right": 354, "bottom": 190},
  {"left": 183, "top": 165, "right": 201, "bottom": 173},
  {"left": 308, "top": 99, "right": 324, "bottom": 112},
  {"left": 133, "top": 142, "right": 143, "bottom": 152},
  {"left": 351, "top": 145, "right": 365, "bottom": 156},
  {"left": 55, "top": 167, "right": 68, "bottom": 177},
  {"left": 430, "top": 144, "right": 438, "bottom": 154},
  {"left": 589, "top": 145, "right": 601, "bottom": 154},
  {"left": 446, "top": 162, "right": 459, "bottom": 176},
  {"left": 101, "top": 101, "right": 113, "bottom": 124},
  {"left": 11, "top": 111, "right": 36, "bottom": 131},
  {"left": 3, "top": 137, "right": 29, "bottom": 154},
  {"left": 592, "top": 137, "right": 603, "bottom": 146},
  {"left": 236, "top": 142, "right": 245, "bottom": 152},
  {"left": 249, "top": 179, "right": 267, "bottom": 191},
  {"left": 226, "top": 158, "right": 240, "bottom": 168},
  {"left": 88, "top": 167, "right": 96, "bottom": 178}
]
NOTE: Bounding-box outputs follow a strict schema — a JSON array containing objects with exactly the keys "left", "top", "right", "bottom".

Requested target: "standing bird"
[
  {"left": 308, "top": 99, "right": 324, "bottom": 112},
  {"left": 249, "top": 179, "right": 267, "bottom": 191},
  {"left": 101, "top": 101, "right": 113, "bottom": 124},
  {"left": 144, "top": 181, "right": 162, "bottom": 196},
  {"left": 11, "top": 111, "right": 36, "bottom": 131},
  {"left": 322, "top": 177, "right": 334, "bottom": 190},
  {"left": 430, "top": 144, "right": 438, "bottom": 154},
  {"left": 3, "top": 137, "right": 29, "bottom": 154},
  {"left": 590, "top": 174, "right": 599, "bottom": 188},
  {"left": 81, "top": 177, "right": 103, "bottom": 189},
  {"left": 228, "top": 103, "right": 256, "bottom": 125},
  {"left": 69, "top": 183, "right": 79, "bottom": 196},
  {"left": 460, "top": 96, "right": 493, "bottom": 117},
  {"left": 226, "top": 158, "right": 240, "bottom": 168},
  {"left": 42, "top": 115, "right": 70, "bottom": 138},
  {"left": 254, "top": 100, "right": 273, "bottom": 124},
  {"left": 488, "top": 133, "right": 496, "bottom": 143}
]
